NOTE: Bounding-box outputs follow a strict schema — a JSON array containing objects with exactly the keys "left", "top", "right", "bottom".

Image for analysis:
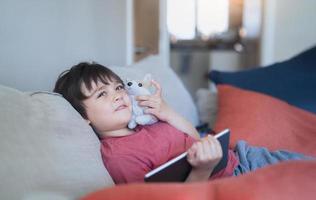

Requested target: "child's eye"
[
  {"left": 116, "top": 85, "right": 125, "bottom": 91},
  {"left": 97, "top": 91, "right": 107, "bottom": 98}
]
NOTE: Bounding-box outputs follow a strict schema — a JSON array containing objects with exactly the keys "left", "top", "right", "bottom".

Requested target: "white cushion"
[
  {"left": 0, "top": 85, "right": 114, "bottom": 200},
  {"left": 110, "top": 55, "right": 199, "bottom": 126}
]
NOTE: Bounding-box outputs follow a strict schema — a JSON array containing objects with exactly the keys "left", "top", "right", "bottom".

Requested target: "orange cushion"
[
  {"left": 213, "top": 85, "right": 316, "bottom": 156},
  {"left": 81, "top": 161, "right": 316, "bottom": 200}
]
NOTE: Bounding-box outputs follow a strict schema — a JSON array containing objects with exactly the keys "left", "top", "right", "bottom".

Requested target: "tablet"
[{"left": 144, "top": 129, "right": 230, "bottom": 182}]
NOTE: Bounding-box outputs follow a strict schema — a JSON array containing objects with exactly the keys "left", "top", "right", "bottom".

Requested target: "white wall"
[
  {"left": 261, "top": 0, "right": 316, "bottom": 65},
  {"left": 159, "top": 0, "right": 169, "bottom": 68},
  {"left": 0, "top": 0, "right": 128, "bottom": 91}
]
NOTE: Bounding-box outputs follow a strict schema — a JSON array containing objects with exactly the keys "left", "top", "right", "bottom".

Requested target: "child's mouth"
[{"left": 115, "top": 105, "right": 127, "bottom": 111}]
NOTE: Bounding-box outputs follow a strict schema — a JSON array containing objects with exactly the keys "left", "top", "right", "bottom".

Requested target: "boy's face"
[{"left": 81, "top": 79, "right": 132, "bottom": 135}]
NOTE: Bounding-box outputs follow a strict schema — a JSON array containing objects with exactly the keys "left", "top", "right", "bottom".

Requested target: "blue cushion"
[{"left": 209, "top": 46, "right": 316, "bottom": 114}]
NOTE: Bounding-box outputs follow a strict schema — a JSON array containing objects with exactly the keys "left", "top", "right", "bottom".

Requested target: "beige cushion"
[{"left": 0, "top": 85, "right": 114, "bottom": 200}]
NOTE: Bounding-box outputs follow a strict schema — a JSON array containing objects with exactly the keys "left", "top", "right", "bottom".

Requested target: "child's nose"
[{"left": 114, "top": 93, "right": 123, "bottom": 102}]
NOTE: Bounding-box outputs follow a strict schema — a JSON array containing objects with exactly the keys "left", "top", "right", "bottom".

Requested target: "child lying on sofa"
[{"left": 54, "top": 62, "right": 312, "bottom": 184}]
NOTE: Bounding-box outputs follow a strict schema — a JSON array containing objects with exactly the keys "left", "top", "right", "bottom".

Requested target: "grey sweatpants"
[{"left": 233, "top": 140, "right": 314, "bottom": 176}]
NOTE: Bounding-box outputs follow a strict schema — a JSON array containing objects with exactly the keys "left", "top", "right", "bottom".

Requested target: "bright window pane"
[
  {"left": 243, "top": 0, "right": 262, "bottom": 38},
  {"left": 197, "top": 0, "right": 229, "bottom": 37},
  {"left": 167, "top": 0, "right": 195, "bottom": 40}
]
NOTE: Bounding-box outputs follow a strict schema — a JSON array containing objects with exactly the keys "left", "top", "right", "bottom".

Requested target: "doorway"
[{"left": 133, "top": 0, "right": 160, "bottom": 62}]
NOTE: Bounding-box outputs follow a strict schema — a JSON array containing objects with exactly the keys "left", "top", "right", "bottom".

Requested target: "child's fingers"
[
  {"left": 201, "top": 139, "right": 211, "bottom": 158},
  {"left": 190, "top": 142, "right": 203, "bottom": 162},
  {"left": 136, "top": 95, "right": 160, "bottom": 102},
  {"left": 187, "top": 144, "right": 198, "bottom": 164},
  {"left": 187, "top": 146, "right": 195, "bottom": 158},
  {"left": 206, "top": 135, "right": 223, "bottom": 160},
  {"left": 135, "top": 95, "right": 150, "bottom": 101},
  {"left": 138, "top": 100, "right": 158, "bottom": 108},
  {"left": 197, "top": 142, "right": 206, "bottom": 161},
  {"left": 144, "top": 108, "right": 157, "bottom": 115},
  {"left": 151, "top": 80, "right": 162, "bottom": 97}
]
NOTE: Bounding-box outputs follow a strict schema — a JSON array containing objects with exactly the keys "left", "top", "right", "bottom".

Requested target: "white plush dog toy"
[{"left": 125, "top": 74, "right": 158, "bottom": 129}]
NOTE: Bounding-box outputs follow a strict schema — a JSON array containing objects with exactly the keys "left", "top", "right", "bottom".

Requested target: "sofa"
[{"left": 1, "top": 50, "right": 316, "bottom": 200}]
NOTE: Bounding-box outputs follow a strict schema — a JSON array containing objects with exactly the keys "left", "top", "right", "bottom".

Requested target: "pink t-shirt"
[{"left": 100, "top": 122, "right": 238, "bottom": 184}]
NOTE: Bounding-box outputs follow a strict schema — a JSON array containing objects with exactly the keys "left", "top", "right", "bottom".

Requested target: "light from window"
[
  {"left": 242, "top": 0, "right": 262, "bottom": 39},
  {"left": 197, "top": 0, "right": 229, "bottom": 38},
  {"left": 167, "top": 0, "right": 195, "bottom": 40},
  {"left": 167, "top": 0, "right": 229, "bottom": 40}
]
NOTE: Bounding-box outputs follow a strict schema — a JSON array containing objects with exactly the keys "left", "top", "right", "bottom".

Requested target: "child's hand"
[
  {"left": 135, "top": 80, "right": 173, "bottom": 122},
  {"left": 187, "top": 135, "right": 223, "bottom": 173}
]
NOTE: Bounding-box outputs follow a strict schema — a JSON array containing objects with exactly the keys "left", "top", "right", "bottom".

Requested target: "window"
[
  {"left": 167, "top": 0, "right": 262, "bottom": 49},
  {"left": 197, "top": 0, "right": 229, "bottom": 38},
  {"left": 167, "top": 0, "right": 229, "bottom": 41},
  {"left": 167, "top": 0, "right": 196, "bottom": 40}
]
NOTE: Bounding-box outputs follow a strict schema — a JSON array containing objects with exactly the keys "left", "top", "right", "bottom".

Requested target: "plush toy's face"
[
  {"left": 125, "top": 80, "right": 150, "bottom": 96},
  {"left": 125, "top": 74, "right": 153, "bottom": 96}
]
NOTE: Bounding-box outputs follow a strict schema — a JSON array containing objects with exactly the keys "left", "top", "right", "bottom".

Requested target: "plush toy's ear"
[
  {"left": 142, "top": 74, "right": 153, "bottom": 88},
  {"left": 125, "top": 78, "right": 132, "bottom": 85}
]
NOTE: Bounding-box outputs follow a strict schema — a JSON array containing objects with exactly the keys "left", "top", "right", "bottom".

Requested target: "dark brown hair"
[{"left": 54, "top": 62, "right": 123, "bottom": 119}]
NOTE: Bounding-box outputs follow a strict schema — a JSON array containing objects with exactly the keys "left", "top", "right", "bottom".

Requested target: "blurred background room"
[
  {"left": 0, "top": 0, "right": 315, "bottom": 98},
  {"left": 166, "top": 0, "right": 316, "bottom": 98}
]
